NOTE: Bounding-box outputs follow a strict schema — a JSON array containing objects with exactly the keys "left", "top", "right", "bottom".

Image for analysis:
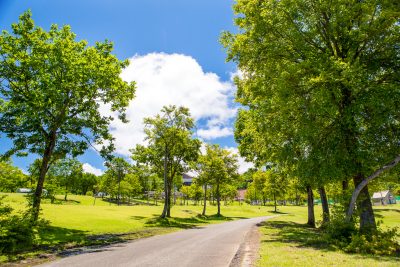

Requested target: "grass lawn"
[
  {"left": 256, "top": 203, "right": 400, "bottom": 267},
  {"left": 0, "top": 193, "right": 277, "bottom": 263}
]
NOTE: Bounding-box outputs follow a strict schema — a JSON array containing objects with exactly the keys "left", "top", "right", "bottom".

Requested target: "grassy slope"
[{"left": 257, "top": 204, "right": 400, "bottom": 267}]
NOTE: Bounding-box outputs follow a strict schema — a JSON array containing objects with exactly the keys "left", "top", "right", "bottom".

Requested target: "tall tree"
[
  {"left": 204, "top": 144, "right": 239, "bottom": 217},
  {"left": 49, "top": 158, "right": 82, "bottom": 201},
  {"left": 222, "top": 0, "right": 400, "bottom": 233},
  {"left": 104, "top": 157, "right": 131, "bottom": 206},
  {"left": 0, "top": 11, "right": 135, "bottom": 221},
  {"left": 0, "top": 160, "right": 27, "bottom": 192},
  {"left": 131, "top": 106, "right": 200, "bottom": 218}
]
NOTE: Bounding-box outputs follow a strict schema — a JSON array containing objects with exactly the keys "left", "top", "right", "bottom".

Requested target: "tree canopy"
[
  {"left": 0, "top": 11, "right": 136, "bottom": 221},
  {"left": 222, "top": 0, "right": 400, "bottom": 232},
  {"left": 131, "top": 105, "right": 200, "bottom": 218}
]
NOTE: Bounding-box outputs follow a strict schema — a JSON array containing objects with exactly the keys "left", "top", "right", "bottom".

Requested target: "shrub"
[
  {"left": 323, "top": 204, "right": 400, "bottom": 256},
  {"left": 0, "top": 196, "right": 46, "bottom": 254},
  {"left": 344, "top": 227, "right": 400, "bottom": 255}
]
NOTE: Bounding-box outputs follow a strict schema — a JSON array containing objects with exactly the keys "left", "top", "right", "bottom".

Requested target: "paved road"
[{"left": 40, "top": 216, "right": 273, "bottom": 267}]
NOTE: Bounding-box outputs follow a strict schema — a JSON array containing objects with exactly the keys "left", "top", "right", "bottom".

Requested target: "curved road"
[{"left": 40, "top": 216, "right": 273, "bottom": 267}]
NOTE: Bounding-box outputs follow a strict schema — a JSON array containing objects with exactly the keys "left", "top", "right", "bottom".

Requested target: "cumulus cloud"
[
  {"left": 103, "top": 53, "right": 237, "bottom": 156},
  {"left": 82, "top": 163, "right": 104, "bottom": 176},
  {"left": 225, "top": 147, "right": 254, "bottom": 174}
]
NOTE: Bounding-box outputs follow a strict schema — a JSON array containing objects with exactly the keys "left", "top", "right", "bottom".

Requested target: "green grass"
[{"left": 256, "top": 203, "right": 400, "bottom": 267}]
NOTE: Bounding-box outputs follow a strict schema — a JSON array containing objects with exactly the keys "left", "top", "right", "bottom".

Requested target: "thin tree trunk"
[
  {"left": 306, "top": 185, "right": 315, "bottom": 228},
  {"left": 318, "top": 186, "right": 330, "bottom": 224},
  {"left": 202, "top": 185, "right": 207, "bottom": 216},
  {"left": 117, "top": 173, "right": 121, "bottom": 206},
  {"left": 217, "top": 183, "right": 221, "bottom": 216},
  {"left": 161, "top": 147, "right": 168, "bottom": 218},
  {"left": 32, "top": 132, "right": 56, "bottom": 222},
  {"left": 273, "top": 192, "right": 277, "bottom": 212}
]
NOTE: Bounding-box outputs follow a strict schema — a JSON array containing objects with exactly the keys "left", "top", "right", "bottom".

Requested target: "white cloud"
[
  {"left": 82, "top": 163, "right": 104, "bottom": 176},
  {"left": 196, "top": 126, "right": 233, "bottom": 140},
  {"left": 103, "top": 53, "right": 237, "bottom": 156},
  {"left": 225, "top": 147, "right": 254, "bottom": 174}
]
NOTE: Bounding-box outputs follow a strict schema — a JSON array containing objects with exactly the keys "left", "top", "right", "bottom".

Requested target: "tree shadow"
[
  {"left": 259, "top": 220, "right": 333, "bottom": 251},
  {"left": 144, "top": 214, "right": 241, "bottom": 229},
  {"left": 259, "top": 220, "right": 399, "bottom": 262},
  {"left": 374, "top": 208, "right": 400, "bottom": 213},
  {"left": 144, "top": 216, "right": 205, "bottom": 229},
  {"left": 36, "top": 225, "right": 89, "bottom": 248}
]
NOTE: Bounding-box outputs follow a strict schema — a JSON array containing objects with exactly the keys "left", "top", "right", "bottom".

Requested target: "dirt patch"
[{"left": 230, "top": 224, "right": 262, "bottom": 267}]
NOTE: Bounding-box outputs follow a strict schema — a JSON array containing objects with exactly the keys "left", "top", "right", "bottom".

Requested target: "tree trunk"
[
  {"left": 167, "top": 185, "right": 171, "bottom": 217},
  {"left": 342, "top": 180, "right": 349, "bottom": 191},
  {"left": 349, "top": 174, "right": 376, "bottom": 233},
  {"left": 32, "top": 132, "right": 56, "bottom": 222},
  {"left": 161, "top": 148, "right": 168, "bottom": 218},
  {"left": 273, "top": 192, "right": 277, "bottom": 212},
  {"left": 345, "top": 154, "right": 400, "bottom": 227},
  {"left": 318, "top": 186, "right": 330, "bottom": 224},
  {"left": 64, "top": 184, "right": 68, "bottom": 201},
  {"left": 216, "top": 183, "right": 221, "bottom": 216},
  {"left": 202, "top": 185, "right": 207, "bottom": 216},
  {"left": 306, "top": 185, "right": 315, "bottom": 228}
]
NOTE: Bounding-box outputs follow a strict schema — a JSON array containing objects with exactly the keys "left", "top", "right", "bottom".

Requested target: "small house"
[
  {"left": 16, "top": 188, "right": 32, "bottom": 193},
  {"left": 371, "top": 190, "right": 396, "bottom": 205}
]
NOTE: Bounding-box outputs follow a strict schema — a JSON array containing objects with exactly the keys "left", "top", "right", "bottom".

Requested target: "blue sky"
[{"left": 0, "top": 0, "right": 252, "bottom": 174}]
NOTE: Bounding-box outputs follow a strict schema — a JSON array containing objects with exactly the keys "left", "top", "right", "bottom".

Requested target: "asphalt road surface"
[{"left": 40, "top": 216, "right": 273, "bottom": 267}]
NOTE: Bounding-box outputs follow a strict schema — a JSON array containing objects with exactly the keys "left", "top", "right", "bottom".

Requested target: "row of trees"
[{"left": 222, "top": 0, "right": 400, "bottom": 233}]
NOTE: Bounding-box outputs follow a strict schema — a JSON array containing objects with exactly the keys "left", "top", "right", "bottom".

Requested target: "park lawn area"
[{"left": 256, "top": 203, "right": 400, "bottom": 267}]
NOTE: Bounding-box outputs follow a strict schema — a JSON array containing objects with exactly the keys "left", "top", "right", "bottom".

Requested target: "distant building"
[
  {"left": 16, "top": 188, "right": 32, "bottom": 193},
  {"left": 236, "top": 189, "right": 247, "bottom": 201},
  {"left": 372, "top": 190, "right": 396, "bottom": 205},
  {"left": 183, "top": 173, "right": 195, "bottom": 186}
]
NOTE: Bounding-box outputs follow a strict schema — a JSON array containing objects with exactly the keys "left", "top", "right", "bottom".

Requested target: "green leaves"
[
  {"left": 224, "top": 0, "right": 400, "bottom": 182},
  {"left": 0, "top": 11, "right": 136, "bottom": 160}
]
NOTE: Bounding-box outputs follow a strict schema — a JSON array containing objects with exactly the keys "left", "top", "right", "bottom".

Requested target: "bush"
[
  {"left": 86, "top": 191, "right": 94, "bottom": 197},
  {"left": 344, "top": 227, "right": 400, "bottom": 255},
  {"left": 323, "top": 205, "right": 400, "bottom": 256},
  {"left": 0, "top": 196, "right": 46, "bottom": 254}
]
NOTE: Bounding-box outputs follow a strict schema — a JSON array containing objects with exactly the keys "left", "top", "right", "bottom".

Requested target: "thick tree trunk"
[
  {"left": 318, "top": 186, "right": 330, "bottom": 224},
  {"left": 306, "top": 185, "right": 315, "bottom": 228},
  {"left": 32, "top": 132, "right": 56, "bottom": 222},
  {"left": 342, "top": 180, "right": 349, "bottom": 191},
  {"left": 345, "top": 155, "right": 400, "bottom": 227},
  {"left": 216, "top": 183, "right": 221, "bottom": 216},
  {"left": 202, "top": 185, "right": 207, "bottom": 216},
  {"left": 350, "top": 174, "right": 376, "bottom": 233}
]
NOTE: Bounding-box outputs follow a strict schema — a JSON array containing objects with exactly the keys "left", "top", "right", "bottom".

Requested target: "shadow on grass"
[
  {"left": 144, "top": 214, "right": 243, "bottom": 229},
  {"left": 259, "top": 220, "right": 333, "bottom": 251},
  {"left": 374, "top": 208, "right": 400, "bottom": 213},
  {"left": 259, "top": 220, "right": 399, "bottom": 262}
]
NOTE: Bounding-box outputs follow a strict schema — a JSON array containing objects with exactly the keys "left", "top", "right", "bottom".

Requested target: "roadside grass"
[{"left": 256, "top": 204, "right": 400, "bottom": 267}]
